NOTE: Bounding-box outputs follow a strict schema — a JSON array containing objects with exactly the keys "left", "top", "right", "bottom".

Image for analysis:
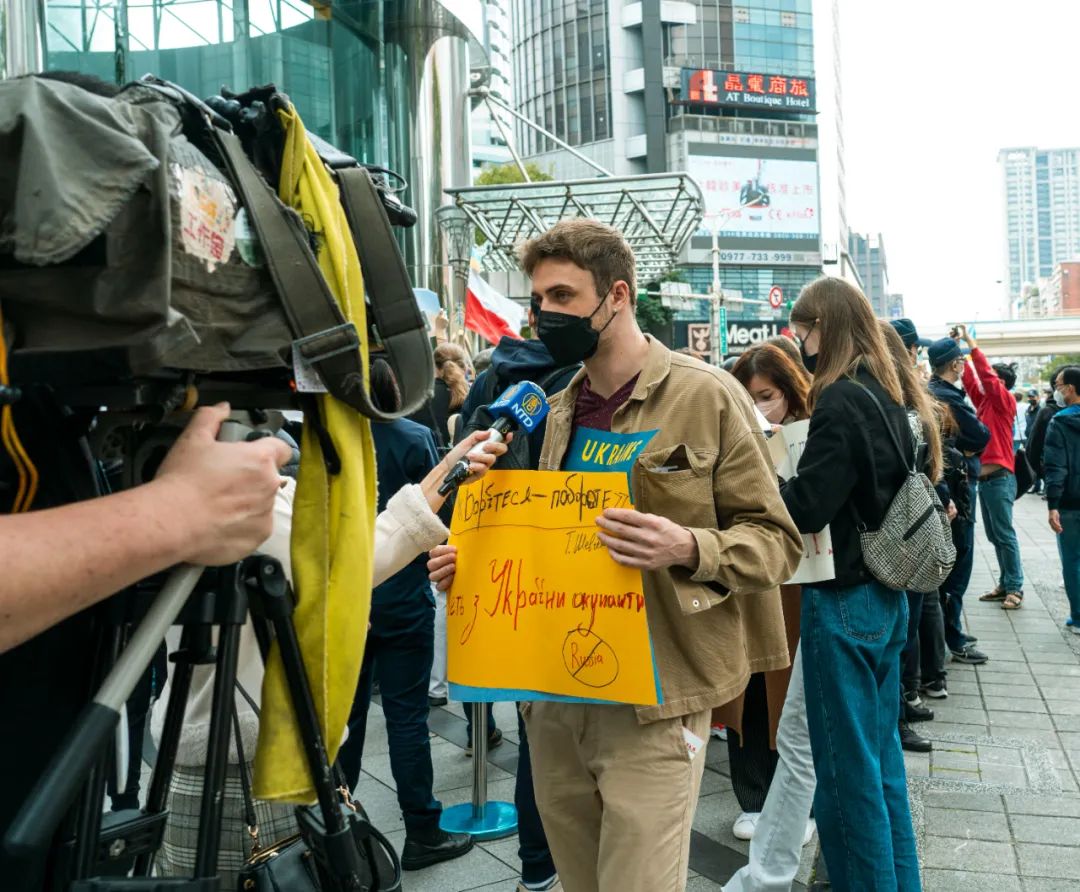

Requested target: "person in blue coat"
[
  {"left": 927, "top": 337, "right": 991, "bottom": 664},
  {"left": 1044, "top": 366, "right": 1080, "bottom": 634}
]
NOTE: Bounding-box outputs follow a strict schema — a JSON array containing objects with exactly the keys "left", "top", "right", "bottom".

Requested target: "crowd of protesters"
[
  {"left": 95, "top": 218, "right": 1073, "bottom": 892},
  {"left": 388, "top": 223, "right": 1079, "bottom": 892}
]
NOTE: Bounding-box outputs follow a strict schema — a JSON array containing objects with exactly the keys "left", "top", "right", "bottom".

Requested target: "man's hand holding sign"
[{"left": 594, "top": 509, "right": 699, "bottom": 571}]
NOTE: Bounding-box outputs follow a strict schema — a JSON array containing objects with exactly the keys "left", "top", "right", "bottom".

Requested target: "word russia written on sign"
[{"left": 446, "top": 469, "right": 658, "bottom": 705}]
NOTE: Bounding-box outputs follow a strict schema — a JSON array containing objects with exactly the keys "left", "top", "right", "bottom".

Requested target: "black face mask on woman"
[
  {"left": 800, "top": 341, "right": 818, "bottom": 374},
  {"left": 536, "top": 292, "right": 616, "bottom": 366}
]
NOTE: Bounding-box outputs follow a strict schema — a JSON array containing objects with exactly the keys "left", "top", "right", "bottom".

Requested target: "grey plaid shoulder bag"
[{"left": 851, "top": 383, "right": 956, "bottom": 593}]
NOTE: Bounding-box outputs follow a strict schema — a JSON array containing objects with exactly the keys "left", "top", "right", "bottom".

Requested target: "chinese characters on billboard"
[
  {"left": 682, "top": 68, "right": 816, "bottom": 113},
  {"left": 686, "top": 144, "right": 821, "bottom": 267}
]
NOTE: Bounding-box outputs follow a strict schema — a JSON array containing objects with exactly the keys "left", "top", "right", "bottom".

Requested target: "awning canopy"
[{"left": 444, "top": 172, "right": 704, "bottom": 283}]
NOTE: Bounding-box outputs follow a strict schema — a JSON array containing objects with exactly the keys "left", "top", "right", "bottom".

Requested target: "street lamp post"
[
  {"left": 707, "top": 214, "right": 728, "bottom": 367},
  {"left": 434, "top": 204, "right": 474, "bottom": 348}
]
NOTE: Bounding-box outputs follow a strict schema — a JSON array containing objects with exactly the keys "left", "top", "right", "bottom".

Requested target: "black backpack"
[{"left": 456, "top": 363, "right": 580, "bottom": 470}]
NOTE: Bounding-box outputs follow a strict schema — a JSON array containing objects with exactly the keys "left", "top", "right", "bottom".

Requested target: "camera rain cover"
[{"left": 0, "top": 75, "right": 295, "bottom": 375}]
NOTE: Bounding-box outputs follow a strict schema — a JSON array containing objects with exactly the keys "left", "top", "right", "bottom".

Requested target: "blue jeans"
[
  {"left": 900, "top": 591, "right": 922, "bottom": 696},
  {"left": 338, "top": 597, "right": 442, "bottom": 838},
  {"left": 942, "top": 514, "right": 975, "bottom": 651},
  {"left": 802, "top": 582, "right": 921, "bottom": 892},
  {"left": 978, "top": 473, "right": 1024, "bottom": 592},
  {"left": 463, "top": 701, "right": 497, "bottom": 740},
  {"left": 1059, "top": 510, "right": 1080, "bottom": 625}
]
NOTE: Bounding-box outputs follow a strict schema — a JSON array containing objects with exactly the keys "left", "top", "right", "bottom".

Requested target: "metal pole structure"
[
  {"left": 470, "top": 703, "right": 487, "bottom": 819},
  {"left": 710, "top": 216, "right": 724, "bottom": 368},
  {"left": 441, "top": 696, "right": 516, "bottom": 839},
  {"left": 435, "top": 204, "right": 474, "bottom": 346},
  {"left": 2, "top": 0, "right": 44, "bottom": 77},
  {"left": 485, "top": 97, "right": 531, "bottom": 183},
  {"left": 479, "top": 90, "right": 614, "bottom": 177}
]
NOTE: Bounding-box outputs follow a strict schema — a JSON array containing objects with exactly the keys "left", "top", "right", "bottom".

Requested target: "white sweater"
[{"left": 151, "top": 480, "right": 450, "bottom": 766}]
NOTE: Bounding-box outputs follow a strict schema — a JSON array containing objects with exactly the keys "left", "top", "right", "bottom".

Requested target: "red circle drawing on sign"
[{"left": 769, "top": 286, "right": 783, "bottom": 309}]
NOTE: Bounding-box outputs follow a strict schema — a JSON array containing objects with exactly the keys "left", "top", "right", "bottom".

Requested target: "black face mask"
[
  {"left": 800, "top": 341, "right": 818, "bottom": 374},
  {"left": 536, "top": 293, "right": 615, "bottom": 366}
]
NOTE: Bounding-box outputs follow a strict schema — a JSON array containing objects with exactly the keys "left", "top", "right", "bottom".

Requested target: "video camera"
[
  {"left": 0, "top": 71, "right": 433, "bottom": 889},
  {"left": 0, "top": 73, "right": 433, "bottom": 438}
]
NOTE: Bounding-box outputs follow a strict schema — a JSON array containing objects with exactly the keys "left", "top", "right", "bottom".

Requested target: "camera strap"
[
  {"left": 337, "top": 167, "right": 435, "bottom": 418},
  {"left": 214, "top": 129, "right": 431, "bottom": 422}
]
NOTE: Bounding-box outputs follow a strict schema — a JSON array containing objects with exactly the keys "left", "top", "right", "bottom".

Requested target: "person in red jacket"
[{"left": 955, "top": 325, "right": 1026, "bottom": 609}]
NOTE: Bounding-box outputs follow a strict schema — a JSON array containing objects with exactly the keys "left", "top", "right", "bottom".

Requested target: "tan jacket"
[{"left": 539, "top": 336, "right": 803, "bottom": 722}]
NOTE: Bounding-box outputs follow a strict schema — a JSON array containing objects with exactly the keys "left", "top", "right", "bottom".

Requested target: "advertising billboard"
[
  {"left": 681, "top": 68, "right": 816, "bottom": 114},
  {"left": 676, "top": 318, "right": 790, "bottom": 358},
  {"left": 687, "top": 142, "right": 821, "bottom": 267}
]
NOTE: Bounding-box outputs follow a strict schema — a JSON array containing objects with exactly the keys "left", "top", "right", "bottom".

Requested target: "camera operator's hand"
[
  {"left": 419, "top": 429, "right": 510, "bottom": 513},
  {"left": 0, "top": 404, "right": 295, "bottom": 653},
  {"left": 155, "top": 403, "right": 292, "bottom": 566},
  {"left": 428, "top": 544, "right": 458, "bottom": 592}
]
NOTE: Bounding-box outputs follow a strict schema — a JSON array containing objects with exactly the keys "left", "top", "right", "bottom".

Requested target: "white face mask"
[
  {"left": 755, "top": 395, "right": 789, "bottom": 424},
  {"left": 1055, "top": 389, "right": 1067, "bottom": 408}
]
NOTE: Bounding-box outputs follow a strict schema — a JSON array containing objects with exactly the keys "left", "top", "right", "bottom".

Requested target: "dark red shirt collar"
[{"left": 572, "top": 374, "right": 640, "bottom": 433}]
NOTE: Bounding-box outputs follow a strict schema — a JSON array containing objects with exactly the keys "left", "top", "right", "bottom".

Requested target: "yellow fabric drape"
[{"left": 253, "top": 105, "right": 377, "bottom": 802}]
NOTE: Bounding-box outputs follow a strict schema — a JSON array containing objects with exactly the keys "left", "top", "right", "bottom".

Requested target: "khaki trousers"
[{"left": 523, "top": 701, "right": 711, "bottom": 892}]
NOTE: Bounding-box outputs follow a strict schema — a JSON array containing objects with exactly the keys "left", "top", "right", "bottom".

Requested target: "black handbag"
[
  {"left": 1014, "top": 446, "right": 1035, "bottom": 499},
  {"left": 233, "top": 692, "right": 402, "bottom": 892}
]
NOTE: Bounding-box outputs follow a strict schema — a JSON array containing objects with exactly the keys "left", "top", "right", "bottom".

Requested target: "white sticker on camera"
[{"left": 292, "top": 343, "right": 329, "bottom": 393}]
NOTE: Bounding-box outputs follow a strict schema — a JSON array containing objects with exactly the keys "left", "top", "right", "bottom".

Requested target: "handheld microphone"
[{"left": 437, "top": 380, "right": 551, "bottom": 495}]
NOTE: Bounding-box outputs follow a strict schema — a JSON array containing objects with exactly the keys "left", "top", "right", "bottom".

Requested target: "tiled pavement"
[{"left": 357, "top": 494, "right": 1080, "bottom": 891}]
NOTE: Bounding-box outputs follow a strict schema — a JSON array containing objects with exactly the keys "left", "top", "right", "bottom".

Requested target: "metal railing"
[{"left": 667, "top": 114, "right": 818, "bottom": 140}]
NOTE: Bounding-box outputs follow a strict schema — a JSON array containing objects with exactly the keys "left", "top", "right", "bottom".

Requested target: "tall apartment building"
[
  {"left": 472, "top": 0, "right": 515, "bottom": 170},
  {"left": 999, "top": 146, "right": 1080, "bottom": 316},
  {"left": 509, "top": 0, "right": 832, "bottom": 311},
  {"left": 848, "top": 232, "right": 891, "bottom": 317}
]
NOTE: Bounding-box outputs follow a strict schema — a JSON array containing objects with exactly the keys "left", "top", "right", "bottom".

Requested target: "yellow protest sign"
[{"left": 447, "top": 469, "right": 658, "bottom": 705}]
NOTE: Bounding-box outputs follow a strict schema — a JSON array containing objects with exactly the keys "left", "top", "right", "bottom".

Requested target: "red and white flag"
[{"left": 465, "top": 271, "right": 524, "bottom": 345}]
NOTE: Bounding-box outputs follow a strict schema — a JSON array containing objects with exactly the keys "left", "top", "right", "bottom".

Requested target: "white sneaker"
[
  {"left": 710, "top": 723, "right": 728, "bottom": 741},
  {"left": 802, "top": 818, "right": 817, "bottom": 847},
  {"left": 732, "top": 811, "right": 760, "bottom": 840}
]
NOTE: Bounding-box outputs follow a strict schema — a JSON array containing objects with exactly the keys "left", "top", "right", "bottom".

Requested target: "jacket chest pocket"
[{"left": 635, "top": 443, "right": 717, "bottom": 526}]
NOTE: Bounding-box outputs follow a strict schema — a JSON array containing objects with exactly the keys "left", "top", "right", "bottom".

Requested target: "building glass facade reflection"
[
  {"left": 510, "top": 0, "right": 611, "bottom": 155},
  {"left": 4, "top": 0, "right": 483, "bottom": 295}
]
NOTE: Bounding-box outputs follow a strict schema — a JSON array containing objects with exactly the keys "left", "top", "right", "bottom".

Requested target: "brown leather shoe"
[{"left": 979, "top": 586, "right": 1006, "bottom": 601}]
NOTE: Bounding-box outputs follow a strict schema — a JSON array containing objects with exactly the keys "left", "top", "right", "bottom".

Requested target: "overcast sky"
[{"left": 839, "top": 0, "right": 1080, "bottom": 331}]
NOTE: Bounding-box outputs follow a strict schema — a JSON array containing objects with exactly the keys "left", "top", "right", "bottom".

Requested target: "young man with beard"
[{"left": 429, "top": 220, "right": 802, "bottom": 892}]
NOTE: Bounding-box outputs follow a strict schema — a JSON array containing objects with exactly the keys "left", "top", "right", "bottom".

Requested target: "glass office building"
[
  {"left": 665, "top": 0, "right": 814, "bottom": 81},
  {"left": 508, "top": 0, "right": 823, "bottom": 321},
  {"left": 509, "top": 0, "right": 612, "bottom": 156},
  {"left": 1, "top": 0, "right": 486, "bottom": 291}
]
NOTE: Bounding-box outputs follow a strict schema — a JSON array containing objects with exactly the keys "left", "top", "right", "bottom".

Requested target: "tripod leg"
[
  {"left": 64, "top": 621, "right": 123, "bottom": 882},
  {"left": 193, "top": 619, "right": 244, "bottom": 879},
  {"left": 267, "top": 603, "right": 344, "bottom": 828},
  {"left": 131, "top": 625, "right": 199, "bottom": 877},
  {"left": 4, "top": 567, "right": 203, "bottom": 866}
]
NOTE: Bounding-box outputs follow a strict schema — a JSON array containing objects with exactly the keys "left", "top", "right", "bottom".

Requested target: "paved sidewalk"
[{"left": 356, "top": 493, "right": 1080, "bottom": 890}]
